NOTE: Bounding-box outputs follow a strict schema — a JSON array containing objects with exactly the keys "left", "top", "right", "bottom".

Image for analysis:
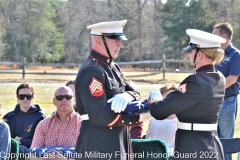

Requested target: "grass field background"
[{"left": 0, "top": 70, "right": 239, "bottom": 158}]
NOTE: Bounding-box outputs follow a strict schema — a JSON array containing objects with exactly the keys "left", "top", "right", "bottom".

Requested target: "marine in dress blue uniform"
[
  {"left": 149, "top": 29, "right": 226, "bottom": 160},
  {"left": 75, "top": 20, "right": 140, "bottom": 160}
]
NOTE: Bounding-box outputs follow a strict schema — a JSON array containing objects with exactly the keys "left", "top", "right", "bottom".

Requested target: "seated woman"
[
  {"left": 146, "top": 82, "right": 178, "bottom": 160},
  {"left": 3, "top": 83, "right": 46, "bottom": 156}
]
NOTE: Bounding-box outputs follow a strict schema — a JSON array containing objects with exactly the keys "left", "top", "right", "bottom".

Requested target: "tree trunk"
[
  {"left": 153, "top": 0, "right": 157, "bottom": 60},
  {"left": 136, "top": 0, "right": 142, "bottom": 60}
]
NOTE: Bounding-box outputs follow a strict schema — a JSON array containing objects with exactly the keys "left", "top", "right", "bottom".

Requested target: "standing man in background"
[
  {"left": 75, "top": 20, "right": 141, "bottom": 160},
  {"left": 212, "top": 23, "right": 240, "bottom": 160}
]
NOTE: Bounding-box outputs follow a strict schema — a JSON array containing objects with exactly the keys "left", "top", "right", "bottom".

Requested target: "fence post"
[
  {"left": 22, "top": 58, "right": 26, "bottom": 79},
  {"left": 162, "top": 54, "right": 165, "bottom": 80}
]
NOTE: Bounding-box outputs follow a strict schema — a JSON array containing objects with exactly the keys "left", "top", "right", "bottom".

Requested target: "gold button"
[
  {"left": 129, "top": 122, "right": 132, "bottom": 125},
  {"left": 110, "top": 127, "right": 112, "bottom": 130},
  {"left": 136, "top": 122, "right": 138, "bottom": 124},
  {"left": 121, "top": 120, "right": 124, "bottom": 123}
]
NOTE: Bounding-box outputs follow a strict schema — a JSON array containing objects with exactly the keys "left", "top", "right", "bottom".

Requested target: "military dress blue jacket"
[{"left": 3, "top": 104, "right": 46, "bottom": 148}]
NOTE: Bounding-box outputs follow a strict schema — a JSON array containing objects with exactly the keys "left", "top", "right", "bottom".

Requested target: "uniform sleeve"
[
  {"left": 149, "top": 75, "right": 202, "bottom": 120},
  {"left": 75, "top": 67, "right": 139, "bottom": 128},
  {"left": 30, "top": 121, "right": 46, "bottom": 148}
]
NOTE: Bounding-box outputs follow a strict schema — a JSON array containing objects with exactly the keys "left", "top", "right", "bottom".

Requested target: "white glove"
[
  {"left": 107, "top": 92, "right": 135, "bottom": 113},
  {"left": 149, "top": 90, "right": 163, "bottom": 101}
]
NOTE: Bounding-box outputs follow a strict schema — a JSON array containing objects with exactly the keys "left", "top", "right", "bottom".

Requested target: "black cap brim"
[
  {"left": 185, "top": 43, "right": 198, "bottom": 51},
  {"left": 103, "top": 33, "right": 127, "bottom": 40}
]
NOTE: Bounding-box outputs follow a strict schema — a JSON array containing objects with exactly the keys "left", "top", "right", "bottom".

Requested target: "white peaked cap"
[
  {"left": 185, "top": 29, "right": 226, "bottom": 51},
  {"left": 87, "top": 20, "right": 127, "bottom": 40}
]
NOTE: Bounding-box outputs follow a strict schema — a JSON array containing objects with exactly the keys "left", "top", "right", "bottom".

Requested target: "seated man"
[
  {"left": 29, "top": 86, "right": 82, "bottom": 160},
  {"left": 3, "top": 83, "right": 46, "bottom": 154}
]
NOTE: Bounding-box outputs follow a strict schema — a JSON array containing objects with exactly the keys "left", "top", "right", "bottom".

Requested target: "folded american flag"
[{"left": 27, "top": 147, "right": 75, "bottom": 158}]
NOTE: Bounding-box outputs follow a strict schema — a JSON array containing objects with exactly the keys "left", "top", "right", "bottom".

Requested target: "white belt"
[
  {"left": 178, "top": 122, "right": 217, "bottom": 131},
  {"left": 81, "top": 114, "right": 89, "bottom": 120}
]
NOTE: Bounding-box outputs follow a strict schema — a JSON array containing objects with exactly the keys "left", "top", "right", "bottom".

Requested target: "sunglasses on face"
[
  {"left": 18, "top": 94, "right": 33, "bottom": 100},
  {"left": 55, "top": 95, "right": 73, "bottom": 101}
]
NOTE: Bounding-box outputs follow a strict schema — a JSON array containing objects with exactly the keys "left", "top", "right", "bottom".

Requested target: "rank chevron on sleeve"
[
  {"left": 89, "top": 77, "right": 104, "bottom": 97},
  {"left": 178, "top": 83, "right": 187, "bottom": 94}
]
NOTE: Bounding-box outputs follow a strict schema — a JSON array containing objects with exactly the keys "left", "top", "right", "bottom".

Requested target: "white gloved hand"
[
  {"left": 149, "top": 90, "right": 163, "bottom": 101},
  {"left": 107, "top": 92, "right": 135, "bottom": 113}
]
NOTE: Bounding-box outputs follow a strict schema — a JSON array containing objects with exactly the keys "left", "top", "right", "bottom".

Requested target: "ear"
[
  {"left": 53, "top": 98, "right": 55, "bottom": 105},
  {"left": 198, "top": 50, "right": 204, "bottom": 59},
  {"left": 221, "top": 33, "right": 228, "bottom": 39},
  {"left": 96, "top": 36, "right": 102, "bottom": 45},
  {"left": 73, "top": 97, "right": 76, "bottom": 107}
]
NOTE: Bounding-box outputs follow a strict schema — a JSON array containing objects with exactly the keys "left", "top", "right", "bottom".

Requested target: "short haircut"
[
  {"left": 160, "top": 82, "right": 177, "bottom": 95},
  {"left": 213, "top": 23, "right": 233, "bottom": 40},
  {"left": 16, "top": 83, "right": 34, "bottom": 96},
  {"left": 65, "top": 80, "right": 75, "bottom": 86}
]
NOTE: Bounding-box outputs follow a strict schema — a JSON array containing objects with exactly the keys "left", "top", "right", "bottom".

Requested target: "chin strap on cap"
[
  {"left": 101, "top": 35, "right": 113, "bottom": 59},
  {"left": 192, "top": 48, "right": 200, "bottom": 68}
]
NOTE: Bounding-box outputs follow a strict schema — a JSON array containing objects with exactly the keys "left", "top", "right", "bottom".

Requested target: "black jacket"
[
  {"left": 75, "top": 50, "right": 140, "bottom": 160},
  {"left": 3, "top": 104, "right": 46, "bottom": 148},
  {"left": 149, "top": 65, "right": 225, "bottom": 160}
]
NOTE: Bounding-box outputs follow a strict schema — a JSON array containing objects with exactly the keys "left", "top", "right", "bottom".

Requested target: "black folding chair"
[
  {"left": 131, "top": 139, "right": 168, "bottom": 160},
  {"left": 220, "top": 138, "right": 240, "bottom": 159}
]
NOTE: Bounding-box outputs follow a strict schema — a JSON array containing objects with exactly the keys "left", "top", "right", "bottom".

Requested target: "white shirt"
[{"left": 146, "top": 117, "right": 178, "bottom": 150}]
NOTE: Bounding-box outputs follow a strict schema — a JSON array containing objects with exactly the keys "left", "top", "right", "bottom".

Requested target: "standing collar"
[
  {"left": 90, "top": 49, "right": 113, "bottom": 65},
  {"left": 195, "top": 64, "right": 215, "bottom": 73}
]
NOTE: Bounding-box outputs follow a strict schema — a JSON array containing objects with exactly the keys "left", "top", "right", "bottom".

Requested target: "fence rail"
[{"left": 0, "top": 55, "right": 192, "bottom": 80}]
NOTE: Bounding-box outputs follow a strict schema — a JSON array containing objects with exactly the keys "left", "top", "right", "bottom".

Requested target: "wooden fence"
[{"left": 0, "top": 55, "right": 192, "bottom": 80}]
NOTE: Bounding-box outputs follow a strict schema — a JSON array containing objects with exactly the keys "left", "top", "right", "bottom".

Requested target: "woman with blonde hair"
[
  {"left": 0, "top": 102, "right": 11, "bottom": 160},
  {"left": 148, "top": 29, "right": 226, "bottom": 160}
]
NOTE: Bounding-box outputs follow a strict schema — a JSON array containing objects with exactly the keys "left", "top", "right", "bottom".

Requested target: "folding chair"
[
  {"left": 131, "top": 139, "right": 168, "bottom": 160},
  {"left": 10, "top": 138, "right": 19, "bottom": 160},
  {"left": 220, "top": 138, "right": 240, "bottom": 159}
]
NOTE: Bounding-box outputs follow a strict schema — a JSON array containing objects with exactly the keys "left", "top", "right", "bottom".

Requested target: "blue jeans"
[{"left": 218, "top": 95, "right": 238, "bottom": 160}]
